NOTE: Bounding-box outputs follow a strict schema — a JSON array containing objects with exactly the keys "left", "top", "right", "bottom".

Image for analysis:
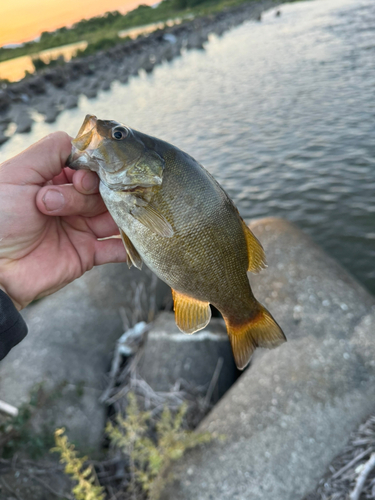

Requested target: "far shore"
[{"left": 0, "top": 0, "right": 285, "bottom": 144}]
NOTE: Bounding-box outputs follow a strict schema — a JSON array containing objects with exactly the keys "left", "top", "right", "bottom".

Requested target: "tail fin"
[{"left": 224, "top": 303, "right": 286, "bottom": 370}]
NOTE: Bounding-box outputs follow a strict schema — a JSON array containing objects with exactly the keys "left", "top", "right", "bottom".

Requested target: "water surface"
[{"left": 1, "top": 0, "right": 374, "bottom": 292}]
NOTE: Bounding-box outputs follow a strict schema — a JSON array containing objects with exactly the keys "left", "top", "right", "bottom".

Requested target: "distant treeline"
[{"left": 0, "top": 0, "right": 258, "bottom": 63}]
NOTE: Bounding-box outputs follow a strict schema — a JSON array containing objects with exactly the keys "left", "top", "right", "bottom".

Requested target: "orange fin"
[
  {"left": 224, "top": 303, "right": 286, "bottom": 370},
  {"left": 120, "top": 229, "right": 143, "bottom": 270},
  {"left": 172, "top": 289, "right": 211, "bottom": 334},
  {"left": 242, "top": 220, "right": 267, "bottom": 273}
]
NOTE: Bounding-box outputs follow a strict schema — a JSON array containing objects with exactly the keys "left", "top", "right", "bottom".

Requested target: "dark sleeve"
[{"left": 0, "top": 290, "right": 28, "bottom": 360}]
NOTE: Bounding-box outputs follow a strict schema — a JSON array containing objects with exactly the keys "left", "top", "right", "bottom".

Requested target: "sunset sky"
[{"left": 0, "top": 0, "right": 156, "bottom": 47}]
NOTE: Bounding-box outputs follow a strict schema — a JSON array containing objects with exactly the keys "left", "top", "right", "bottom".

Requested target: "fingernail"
[
  {"left": 82, "top": 173, "right": 99, "bottom": 192},
  {"left": 43, "top": 190, "right": 65, "bottom": 211}
]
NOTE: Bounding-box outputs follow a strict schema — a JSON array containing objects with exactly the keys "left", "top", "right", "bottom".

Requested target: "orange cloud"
[{"left": 0, "top": 0, "right": 156, "bottom": 47}]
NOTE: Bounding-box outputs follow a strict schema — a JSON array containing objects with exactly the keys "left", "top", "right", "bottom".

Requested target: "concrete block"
[{"left": 162, "top": 218, "right": 375, "bottom": 500}]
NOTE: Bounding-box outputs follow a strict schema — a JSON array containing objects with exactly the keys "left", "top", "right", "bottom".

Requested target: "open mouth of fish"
[
  {"left": 66, "top": 115, "right": 103, "bottom": 172},
  {"left": 66, "top": 114, "right": 162, "bottom": 191}
]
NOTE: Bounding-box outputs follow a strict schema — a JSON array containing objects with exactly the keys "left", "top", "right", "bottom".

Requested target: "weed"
[
  {"left": 52, "top": 392, "right": 214, "bottom": 499},
  {"left": 52, "top": 428, "right": 105, "bottom": 500},
  {"left": 106, "top": 393, "right": 213, "bottom": 499}
]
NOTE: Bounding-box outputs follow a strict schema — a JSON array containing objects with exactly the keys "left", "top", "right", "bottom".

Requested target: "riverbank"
[{"left": 0, "top": 0, "right": 284, "bottom": 144}]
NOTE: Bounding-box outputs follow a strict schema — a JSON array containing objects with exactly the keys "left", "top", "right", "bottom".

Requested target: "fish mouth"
[{"left": 66, "top": 115, "right": 102, "bottom": 171}]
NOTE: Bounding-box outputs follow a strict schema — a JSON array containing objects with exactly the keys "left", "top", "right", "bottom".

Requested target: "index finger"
[{"left": 0, "top": 132, "right": 72, "bottom": 186}]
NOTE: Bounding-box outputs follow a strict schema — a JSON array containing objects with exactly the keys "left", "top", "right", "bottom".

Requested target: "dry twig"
[{"left": 349, "top": 452, "right": 375, "bottom": 500}]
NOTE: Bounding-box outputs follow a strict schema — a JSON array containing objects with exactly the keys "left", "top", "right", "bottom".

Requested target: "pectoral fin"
[
  {"left": 120, "top": 229, "right": 143, "bottom": 270},
  {"left": 242, "top": 220, "right": 267, "bottom": 273},
  {"left": 131, "top": 204, "right": 174, "bottom": 238},
  {"left": 172, "top": 289, "right": 211, "bottom": 334}
]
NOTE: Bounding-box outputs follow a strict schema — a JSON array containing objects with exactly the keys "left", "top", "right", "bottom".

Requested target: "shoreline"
[{"left": 0, "top": 0, "right": 284, "bottom": 144}]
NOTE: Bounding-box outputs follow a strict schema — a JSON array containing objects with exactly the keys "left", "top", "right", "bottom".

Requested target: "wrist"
[{"left": 0, "top": 284, "right": 22, "bottom": 311}]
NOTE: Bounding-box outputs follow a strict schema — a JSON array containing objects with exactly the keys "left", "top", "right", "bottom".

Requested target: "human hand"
[{"left": 0, "top": 132, "right": 127, "bottom": 310}]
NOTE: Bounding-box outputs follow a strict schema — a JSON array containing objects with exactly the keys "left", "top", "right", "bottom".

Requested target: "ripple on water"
[{"left": 0, "top": 0, "right": 374, "bottom": 293}]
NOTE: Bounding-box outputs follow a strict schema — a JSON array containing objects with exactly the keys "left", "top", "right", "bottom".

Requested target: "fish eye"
[{"left": 112, "top": 127, "right": 129, "bottom": 141}]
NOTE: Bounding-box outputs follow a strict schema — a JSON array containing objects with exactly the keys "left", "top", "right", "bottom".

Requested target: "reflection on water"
[
  {"left": 0, "top": 19, "right": 185, "bottom": 82},
  {"left": 0, "top": 41, "right": 88, "bottom": 82},
  {"left": 118, "top": 18, "right": 183, "bottom": 39},
  {"left": 1, "top": 0, "right": 374, "bottom": 292}
]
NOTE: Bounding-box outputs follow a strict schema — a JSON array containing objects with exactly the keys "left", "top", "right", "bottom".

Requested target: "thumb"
[{"left": 0, "top": 132, "right": 72, "bottom": 186}]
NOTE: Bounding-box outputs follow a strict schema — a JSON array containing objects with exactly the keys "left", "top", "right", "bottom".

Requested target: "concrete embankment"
[
  {"left": 162, "top": 217, "right": 375, "bottom": 500},
  {"left": 1, "top": 216, "right": 373, "bottom": 499}
]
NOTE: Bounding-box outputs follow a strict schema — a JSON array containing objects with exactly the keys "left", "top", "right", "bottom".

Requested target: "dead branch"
[
  {"left": 331, "top": 446, "right": 373, "bottom": 479},
  {"left": 0, "top": 475, "right": 25, "bottom": 500},
  {"left": 349, "top": 452, "right": 375, "bottom": 500}
]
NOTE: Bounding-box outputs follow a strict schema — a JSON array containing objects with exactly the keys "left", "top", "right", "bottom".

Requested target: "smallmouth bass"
[{"left": 67, "top": 115, "right": 286, "bottom": 369}]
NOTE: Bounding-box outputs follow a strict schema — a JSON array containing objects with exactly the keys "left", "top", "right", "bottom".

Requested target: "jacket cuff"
[{"left": 0, "top": 290, "right": 28, "bottom": 360}]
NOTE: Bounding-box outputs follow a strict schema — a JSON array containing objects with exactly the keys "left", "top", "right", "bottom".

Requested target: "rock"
[
  {"left": 0, "top": 90, "right": 10, "bottom": 112},
  {"left": 43, "top": 67, "right": 67, "bottom": 88},
  {"left": 0, "top": 133, "right": 9, "bottom": 145},
  {"left": 44, "top": 106, "right": 60, "bottom": 123},
  {"left": 81, "top": 78, "right": 99, "bottom": 99},
  {"left": 0, "top": 115, "right": 10, "bottom": 143},
  {"left": 162, "top": 218, "right": 375, "bottom": 500},
  {"left": 138, "top": 312, "right": 238, "bottom": 402},
  {"left": 99, "top": 78, "right": 112, "bottom": 91},
  {"left": 0, "top": 263, "right": 170, "bottom": 452},
  {"left": 186, "top": 32, "right": 205, "bottom": 51},
  {"left": 26, "top": 75, "right": 46, "bottom": 95},
  {"left": 64, "top": 94, "right": 78, "bottom": 109},
  {"left": 34, "top": 99, "right": 60, "bottom": 123},
  {"left": 10, "top": 106, "right": 33, "bottom": 133}
]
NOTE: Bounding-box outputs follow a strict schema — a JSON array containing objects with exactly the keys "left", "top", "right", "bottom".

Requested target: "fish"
[{"left": 67, "top": 114, "right": 286, "bottom": 369}]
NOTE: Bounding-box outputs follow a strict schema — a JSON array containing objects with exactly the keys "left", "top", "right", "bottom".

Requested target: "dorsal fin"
[
  {"left": 120, "top": 229, "right": 143, "bottom": 270},
  {"left": 242, "top": 220, "right": 267, "bottom": 273},
  {"left": 172, "top": 289, "right": 211, "bottom": 334}
]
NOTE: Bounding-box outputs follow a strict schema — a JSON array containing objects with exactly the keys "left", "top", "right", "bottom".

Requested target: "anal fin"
[
  {"left": 242, "top": 220, "right": 267, "bottom": 273},
  {"left": 172, "top": 289, "right": 211, "bottom": 334},
  {"left": 120, "top": 229, "right": 143, "bottom": 270},
  {"left": 224, "top": 303, "right": 286, "bottom": 370}
]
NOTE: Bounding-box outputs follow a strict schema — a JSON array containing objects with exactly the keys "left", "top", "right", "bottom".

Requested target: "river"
[{"left": 1, "top": 0, "right": 374, "bottom": 293}]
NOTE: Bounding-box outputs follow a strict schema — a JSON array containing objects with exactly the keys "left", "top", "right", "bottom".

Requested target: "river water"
[{"left": 1, "top": 0, "right": 374, "bottom": 293}]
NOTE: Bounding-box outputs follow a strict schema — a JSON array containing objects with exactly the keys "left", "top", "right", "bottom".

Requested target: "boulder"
[
  {"left": 34, "top": 98, "right": 60, "bottom": 123},
  {"left": 138, "top": 312, "right": 238, "bottom": 402},
  {"left": 186, "top": 32, "right": 205, "bottom": 51},
  {"left": 44, "top": 106, "right": 60, "bottom": 123},
  {"left": 0, "top": 90, "right": 10, "bottom": 112},
  {"left": 0, "top": 263, "right": 170, "bottom": 452},
  {"left": 0, "top": 133, "right": 9, "bottom": 145},
  {"left": 162, "top": 218, "right": 375, "bottom": 500},
  {"left": 81, "top": 77, "right": 99, "bottom": 99},
  {"left": 63, "top": 94, "right": 79, "bottom": 109},
  {"left": 10, "top": 106, "right": 33, "bottom": 134},
  {"left": 26, "top": 75, "right": 46, "bottom": 95}
]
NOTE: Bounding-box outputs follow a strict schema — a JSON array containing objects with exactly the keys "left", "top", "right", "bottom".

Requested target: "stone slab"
[
  {"left": 163, "top": 217, "right": 375, "bottom": 500},
  {"left": 0, "top": 263, "right": 169, "bottom": 451},
  {"left": 138, "top": 312, "right": 238, "bottom": 402}
]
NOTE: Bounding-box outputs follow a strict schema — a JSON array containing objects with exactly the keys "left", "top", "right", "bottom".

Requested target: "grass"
[
  {"left": 0, "top": 383, "right": 64, "bottom": 459},
  {"left": 0, "top": 0, "right": 274, "bottom": 65}
]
